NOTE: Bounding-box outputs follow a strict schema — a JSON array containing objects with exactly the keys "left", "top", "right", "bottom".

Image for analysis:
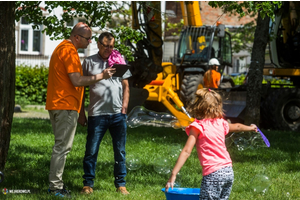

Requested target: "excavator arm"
[{"left": 128, "top": 2, "right": 163, "bottom": 88}]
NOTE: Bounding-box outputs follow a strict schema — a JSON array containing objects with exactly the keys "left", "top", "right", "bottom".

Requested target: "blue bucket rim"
[{"left": 161, "top": 188, "right": 200, "bottom": 195}]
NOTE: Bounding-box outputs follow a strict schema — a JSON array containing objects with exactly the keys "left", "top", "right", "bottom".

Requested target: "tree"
[
  {"left": 208, "top": 1, "right": 282, "bottom": 126},
  {"left": 0, "top": 2, "right": 16, "bottom": 171},
  {"left": 0, "top": 1, "right": 144, "bottom": 171},
  {"left": 15, "top": 1, "right": 143, "bottom": 61}
]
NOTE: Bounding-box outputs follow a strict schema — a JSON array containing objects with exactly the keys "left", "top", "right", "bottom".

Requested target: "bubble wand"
[{"left": 256, "top": 127, "right": 270, "bottom": 147}]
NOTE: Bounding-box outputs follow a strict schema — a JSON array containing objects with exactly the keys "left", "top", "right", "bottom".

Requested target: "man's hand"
[
  {"left": 78, "top": 113, "right": 87, "bottom": 126},
  {"left": 102, "top": 68, "right": 116, "bottom": 79}
]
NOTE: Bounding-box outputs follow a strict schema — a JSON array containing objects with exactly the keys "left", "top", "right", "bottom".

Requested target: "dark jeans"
[{"left": 82, "top": 113, "right": 127, "bottom": 188}]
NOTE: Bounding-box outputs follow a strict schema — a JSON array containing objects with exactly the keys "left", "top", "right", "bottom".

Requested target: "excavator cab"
[
  {"left": 177, "top": 26, "right": 232, "bottom": 69},
  {"left": 176, "top": 25, "right": 232, "bottom": 105}
]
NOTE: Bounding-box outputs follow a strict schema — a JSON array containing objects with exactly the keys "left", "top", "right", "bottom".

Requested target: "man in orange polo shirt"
[
  {"left": 204, "top": 58, "right": 221, "bottom": 88},
  {"left": 46, "top": 22, "right": 116, "bottom": 197}
]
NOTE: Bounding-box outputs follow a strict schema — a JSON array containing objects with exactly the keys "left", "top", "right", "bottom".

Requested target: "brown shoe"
[
  {"left": 116, "top": 186, "right": 130, "bottom": 195},
  {"left": 81, "top": 186, "right": 93, "bottom": 194}
]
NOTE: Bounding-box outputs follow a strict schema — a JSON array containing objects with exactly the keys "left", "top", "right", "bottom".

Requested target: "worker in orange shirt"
[{"left": 204, "top": 58, "right": 221, "bottom": 88}]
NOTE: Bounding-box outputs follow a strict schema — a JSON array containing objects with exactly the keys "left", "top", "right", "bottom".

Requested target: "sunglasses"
[
  {"left": 77, "top": 34, "right": 91, "bottom": 41},
  {"left": 99, "top": 41, "right": 114, "bottom": 50}
]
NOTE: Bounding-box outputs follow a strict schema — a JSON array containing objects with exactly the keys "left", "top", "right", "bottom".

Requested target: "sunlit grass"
[{"left": 2, "top": 118, "right": 300, "bottom": 199}]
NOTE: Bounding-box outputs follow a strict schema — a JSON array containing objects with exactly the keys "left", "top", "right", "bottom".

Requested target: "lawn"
[{"left": 1, "top": 117, "right": 300, "bottom": 199}]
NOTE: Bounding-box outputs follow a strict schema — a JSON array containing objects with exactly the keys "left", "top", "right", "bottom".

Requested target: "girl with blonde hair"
[{"left": 165, "top": 88, "right": 257, "bottom": 200}]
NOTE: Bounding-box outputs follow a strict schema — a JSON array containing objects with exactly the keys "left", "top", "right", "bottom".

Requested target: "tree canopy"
[
  {"left": 208, "top": 1, "right": 282, "bottom": 20},
  {"left": 15, "top": 1, "right": 144, "bottom": 61},
  {"left": 209, "top": 1, "right": 282, "bottom": 54}
]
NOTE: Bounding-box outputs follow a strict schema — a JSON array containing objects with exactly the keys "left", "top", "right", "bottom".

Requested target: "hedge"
[
  {"left": 15, "top": 65, "right": 89, "bottom": 107},
  {"left": 15, "top": 65, "right": 48, "bottom": 106},
  {"left": 231, "top": 74, "right": 294, "bottom": 88}
]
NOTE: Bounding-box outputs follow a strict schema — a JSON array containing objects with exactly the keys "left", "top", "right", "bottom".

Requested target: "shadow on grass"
[
  {"left": 3, "top": 143, "right": 51, "bottom": 192},
  {"left": 6, "top": 118, "right": 300, "bottom": 199}
]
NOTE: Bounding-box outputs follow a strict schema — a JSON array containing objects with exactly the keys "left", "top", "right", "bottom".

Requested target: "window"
[
  {"left": 220, "top": 32, "right": 232, "bottom": 65},
  {"left": 19, "top": 17, "right": 42, "bottom": 54}
]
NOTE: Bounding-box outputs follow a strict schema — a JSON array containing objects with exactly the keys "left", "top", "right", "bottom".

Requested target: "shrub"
[
  {"left": 15, "top": 65, "right": 49, "bottom": 106},
  {"left": 231, "top": 74, "right": 294, "bottom": 88},
  {"left": 15, "top": 64, "right": 90, "bottom": 107},
  {"left": 231, "top": 74, "right": 246, "bottom": 85}
]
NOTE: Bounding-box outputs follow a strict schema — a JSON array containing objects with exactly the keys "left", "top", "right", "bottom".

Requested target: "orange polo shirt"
[
  {"left": 204, "top": 69, "right": 221, "bottom": 88},
  {"left": 46, "top": 40, "right": 84, "bottom": 113}
]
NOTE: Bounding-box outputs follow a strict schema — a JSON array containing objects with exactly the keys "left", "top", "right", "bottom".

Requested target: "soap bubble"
[
  {"left": 126, "top": 106, "right": 193, "bottom": 129},
  {"left": 126, "top": 155, "right": 142, "bottom": 171},
  {"left": 225, "top": 135, "right": 234, "bottom": 147},
  {"left": 234, "top": 137, "right": 251, "bottom": 151},
  {"left": 170, "top": 118, "right": 192, "bottom": 130},
  {"left": 226, "top": 132, "right": 268, "bottom": 151},
  {"left": 127, "top": 106, "right": 178, "bottom": 128},
  {"left": 286, "top": 192, "right": 290, "bottom": 198},
  {"left": 250, "top": 174, "right": 271, "bottom": 193},
  {"left": 153, "top": 157, "right": 171, "bottom": 174},
  {"left": 169, "top": 143, "right": 182, "bottom": 159},
  {"left": 174, "top": 173, "right": 182, "bottom": 187},
  {"left": 248, "top": 134, "right": 266, "bottom": 149}
]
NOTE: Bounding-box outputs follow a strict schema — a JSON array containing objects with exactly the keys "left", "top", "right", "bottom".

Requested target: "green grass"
[{"left": 2, "top": 118, "right": 300, "bottom": 199}]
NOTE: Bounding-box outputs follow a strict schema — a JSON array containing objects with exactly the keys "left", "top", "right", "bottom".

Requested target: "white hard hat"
[{"left": 209, "top": 58, "right": 220, "bottom": 66}]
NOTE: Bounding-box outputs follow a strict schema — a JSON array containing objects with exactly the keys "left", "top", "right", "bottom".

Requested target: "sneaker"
[
  {"left": 81, "top": 186, "right": 93, "bottom": 194},
  {"left": 48, "top": 187, "right": 71, "bottom": 198},
  {"left": 116, "top": 186, "right": 130, "bottom": 195}
]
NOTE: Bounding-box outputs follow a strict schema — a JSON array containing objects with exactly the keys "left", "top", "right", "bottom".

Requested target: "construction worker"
[{"left": 203, "top": 58, "right": 221, "bottom": 88}]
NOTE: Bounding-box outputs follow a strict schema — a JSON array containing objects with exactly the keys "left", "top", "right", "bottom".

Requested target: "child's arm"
[
  {"left": 228, "top": 123, "right": 257, "bottom": 133},
  {"left": 165, "top": 126, "right": 199, "bottom": 191}
]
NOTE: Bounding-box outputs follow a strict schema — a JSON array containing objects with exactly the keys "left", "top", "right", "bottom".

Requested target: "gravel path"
[
  {"left": 13, "top": 105, "right": 49, "bottom": 119},
  {"left": 13, "top": 111, "right": 50, "bottom": 119}
]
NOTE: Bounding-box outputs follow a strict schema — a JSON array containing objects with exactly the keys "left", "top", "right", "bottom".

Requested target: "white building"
[{"left": 15, "top": 5, "right": 100, "bottom": 67}]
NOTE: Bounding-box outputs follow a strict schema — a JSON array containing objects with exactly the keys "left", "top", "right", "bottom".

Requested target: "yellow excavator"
[
  {"left": 221, "top": 1, "right": 300, "bottom": 132},
  {"left": 127, "top": 1, "right": 232, "bottom": 127},
  {"left": 127, "top": 1, "right": 300, "bottom": 132},
  {"left": 260, "top": 1, "right": 300, "bottom": 131}
]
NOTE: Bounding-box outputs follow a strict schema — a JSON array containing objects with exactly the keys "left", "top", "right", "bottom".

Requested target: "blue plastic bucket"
[{"left": 161, "top": 188, "right": 200, "bottom": 200}]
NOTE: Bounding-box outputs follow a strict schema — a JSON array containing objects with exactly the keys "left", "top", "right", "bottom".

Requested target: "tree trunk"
[
  {"left": 244, "top": 11, "right": 270, "bottom": 126},
  {"left": 0, "top": 2, "right": 15, "bottom": 171}
]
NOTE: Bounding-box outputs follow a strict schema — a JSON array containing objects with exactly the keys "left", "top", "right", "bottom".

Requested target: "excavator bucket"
[{"left": 216, "top": 89, "right": 247, "bottom": 120}]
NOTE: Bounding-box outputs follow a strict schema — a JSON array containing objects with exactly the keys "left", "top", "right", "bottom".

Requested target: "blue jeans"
[{"left": 82, "top": 113, "right": 127, "bottom": 188}]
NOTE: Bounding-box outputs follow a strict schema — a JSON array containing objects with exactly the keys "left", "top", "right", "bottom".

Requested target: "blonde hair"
[{"left": 187, "top": 88, "right": 224, "bottom": 120}]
